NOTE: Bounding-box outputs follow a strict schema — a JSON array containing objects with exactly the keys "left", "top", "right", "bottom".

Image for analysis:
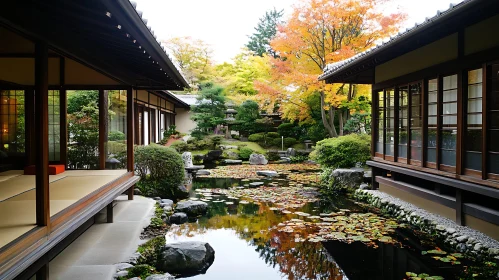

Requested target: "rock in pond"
[
  {"left": 157, "top": 242, "right": 215, "bottom": 275},
  {"left": 176, "top": 201, "right": 208, "bottom": 216},
  {"left": 224, "top": 159, "right": 242, "bottom": 164},
  {"left": 196, "top": 169, "right": 211, "bottom": 175},
  {"left": 286, "top": 148, "right": 296, "bottom": 157},
  {"left": 249, "top": 182, "right": 264, "bottom": 187},
  {"left": 160, "top": 199, "right": 174, "bottom": 207},
  {"left": 175, "top": 185, "right": 190, "bottom": 199},
  {"left": 249, "top": 154, "right": 268, "bottom": 165},
  {"left": 256, "top": 170, "right": 278, "bottom": 177},
  {"left": 169, "top": 212, "right": 188, "bottom": 224},
  {"left": 145, "top": 273, "right": 175, "bottom": 280},
  {"left": 331, "top": 168, "right": 364, "bottom": 189}
]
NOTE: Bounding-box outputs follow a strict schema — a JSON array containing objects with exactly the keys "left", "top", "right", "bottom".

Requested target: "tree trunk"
[
  {"left": 320, "top": 92, "right": 337, "bottom": 138},
  {"left": 339, "top": 110, "right": 344, "bottom": 136}
]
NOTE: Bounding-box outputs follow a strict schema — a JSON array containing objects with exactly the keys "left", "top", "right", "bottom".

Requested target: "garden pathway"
[{"left": 49, "top": 195, "right": 155, "bottom": 280}]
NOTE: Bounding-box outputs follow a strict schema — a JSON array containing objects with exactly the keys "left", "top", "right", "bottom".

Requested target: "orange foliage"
[{"left": 260, "top": 0, "right": 406, "bottom": 122}]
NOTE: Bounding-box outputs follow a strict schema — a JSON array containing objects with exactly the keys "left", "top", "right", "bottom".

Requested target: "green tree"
[
  {"left": 191, "top": 82, "right": 226, "bottom": 138},
  {"left": 246, "top": 8, "right": 284, "bottom": 58},
  {"left": 233, "top": 100, "right": 260, "bottom": 136}
]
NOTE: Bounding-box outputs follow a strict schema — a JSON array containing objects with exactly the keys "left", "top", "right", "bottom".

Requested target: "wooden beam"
[
  {"left": 60, "top": 57, "right": 67, "bottom": 167},
  {"left": 35, "top": 41, "right": 50, "bottom": 227},
  {"left": 127, "top": 88, "right": 134, "bottom": 172},
  {"left": 25, "top": 89, "right": 36, "bottom": 166},
  {"left": 456, "top": 71, "right": 466, "bottom": 175},
  {"left": 482, "top": 64, "right": 488, "bottom": 179},
  {"left": 99, "top": 89, "right": 108, "bottom": 169}
]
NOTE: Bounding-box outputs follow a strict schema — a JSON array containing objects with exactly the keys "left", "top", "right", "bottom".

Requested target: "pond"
[{"left": 167, "top": 164, "right": 480, "bottom": 280}]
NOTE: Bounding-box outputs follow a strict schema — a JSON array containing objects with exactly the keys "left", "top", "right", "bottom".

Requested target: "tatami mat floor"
[{"left": 0, "top": 169, "right": 128, "bottom": 248}]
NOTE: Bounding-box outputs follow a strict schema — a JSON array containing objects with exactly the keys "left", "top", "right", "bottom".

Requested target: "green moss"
[
  {"left": 137, "top": 236, "right": 166, "bottom": 265},
  {"left": 126, "top": 264, "right": 159, "bottom": 279}
]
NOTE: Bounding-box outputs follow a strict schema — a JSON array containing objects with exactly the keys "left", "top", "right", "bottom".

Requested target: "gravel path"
[{"left": 364, "top": 190, "right": 499, "bottom": 250}]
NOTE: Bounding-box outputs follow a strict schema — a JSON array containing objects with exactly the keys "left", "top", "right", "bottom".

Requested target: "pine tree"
[{"left": 246, "top": 8, "right": 284, "bottom": 58}]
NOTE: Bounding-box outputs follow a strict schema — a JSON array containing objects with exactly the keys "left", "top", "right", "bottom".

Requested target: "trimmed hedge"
[
  {"left": 135, "top": 145, "right": 185, "bottom": 198},
  {"left": 248, "top": 133, "right": 264, "bottom": 142},
  {"left": 312, "top": 134, "right": 370, "bottom": 168},
  {"left": 238, "top": 147, "right": 254, "bottom": 160}
]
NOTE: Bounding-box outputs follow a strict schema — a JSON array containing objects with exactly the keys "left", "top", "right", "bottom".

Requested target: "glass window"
[
  {"left": 385, "top": 89, "right": 395, "bottom": 156},
  {"left": 376, "top": 91, "right": 384, "bottom": 154},
  {"left": 427, "top": 79, "right": 438, "bottom": 164},
  {"left": 488, "top": 64, "right": 499, "bottom": 175},
  {"left": 464, "top": 69, "right": 483, "bottom": 171},
  {"left": 48, "top": 90, "right": 60, "bottom": 162},
  {"left": 0, "top": 90, "right": 25, "bottom": 157},
  {"left": 440, "top": 75, "right": 458, "bottom": 167},
  {"left": 398, "top": 86, "right": 408, "bottom": 159},
  {"left": 107, "top": 90, "right": 127, "bottom": 169},
  {"left": 410, "top": 83, "right": 422, "bottom": 162}
]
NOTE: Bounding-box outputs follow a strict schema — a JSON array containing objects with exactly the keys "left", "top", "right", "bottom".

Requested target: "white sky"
[{"left": 134, "top": 0, "right": 459, "bottom": 63}]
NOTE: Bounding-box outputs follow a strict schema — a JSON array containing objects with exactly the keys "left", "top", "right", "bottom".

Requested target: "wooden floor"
[{"left": 0, "top": 170, "right": 128, "bottom": 249}]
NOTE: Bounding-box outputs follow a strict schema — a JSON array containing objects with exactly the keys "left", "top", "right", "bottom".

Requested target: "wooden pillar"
[
  {"left": 36, "top": 263, "right": 49, "bottom": 280},
  {"left": 99, "top": 89, "right": 108, "bottom": 169},
  {"left": 60, "top": 57, "right": 67, "bottom": 167},
  {"left": 127, "top": 88, "right": 134, "bottom": 172},
  {"left": 456, "top": 189, "right": 464, "bottom": 226},
  {"left": 107, "top": 203, "right": 113, "bottom": 223},
  {"left": 35, "top": 41, "right": 50, "bottom": 227}
]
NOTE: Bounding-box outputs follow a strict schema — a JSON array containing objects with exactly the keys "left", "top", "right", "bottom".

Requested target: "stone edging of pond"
[{"left": 353, "top": 189, "right": 499, "bottom": 261}]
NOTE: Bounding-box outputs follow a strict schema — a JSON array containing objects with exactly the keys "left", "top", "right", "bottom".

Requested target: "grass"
[{"left": 222, "top": 140, "right": 266, "bottom": 154}]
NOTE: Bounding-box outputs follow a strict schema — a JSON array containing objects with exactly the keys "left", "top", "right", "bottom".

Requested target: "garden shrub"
[
  {"left": 283, "top": 137, "right": 297, "bottom": 147},
  {"left": 171, "top": 141, "right": 189, "bottom": 153},
  {"left": 266, "top": 151, "right": 281, "bottom": 161},
  {"left": 290, "top": 155, "right": 308, "bottom": 163},
  {"left": 108, "top": 130, "right": 126, "bottom": 141},
  {"left": 187, "top": 138, "right": 212, "bottom": 150},
  {"left": 211, "top": 135, "right": 223, "bottom": 148},
  {"left": 266, "top": 132, "right": 279, "bottom": 139},
  {"left": 134, "top": 145, "right": 185, "bottom": 198},
  {"left": 137, "top": 236, "right": 166, "bottom": 266},
  {"left": 278, "top": 123, "right": 298, "bottom": 138},
  {"left": 248, "top": 133, "right": 264, "bottom": 142},
  {"left": 124, "top": 265, "right": 158, "bottom": 280},
  {"left": 312, "top": 134, "right": 370, "bottom": 168},
  {"left": 238, "top": 147, "right": 255, "bottom": 160}
]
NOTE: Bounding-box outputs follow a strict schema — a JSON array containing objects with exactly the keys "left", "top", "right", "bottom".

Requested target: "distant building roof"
[{"left": 173, "top": 94, "right": 199, "bottom": 106}]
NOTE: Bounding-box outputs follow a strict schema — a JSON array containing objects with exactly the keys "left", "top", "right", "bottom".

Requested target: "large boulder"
[
  {"left": 204, "top": 150, "right": 223, "bottom": 163},
  {"left": 286, "top": 148, "right": 296, "bottom": 157},
  {"left": 169, "top": 212, "right": 188, "bottom": 224},
  {"left": 157, "top": 242, "right": 215, "bottom": 275},
  {"left": 145, "top": 274, "right": 175, "bottom": 280},
  {"left": 249, "top": 154, "right": 268, "bottom": 165},
  {"left": 182, "top": 152, "right": 194, "bottom": 168},
  {"left": 331, "top": 169, "right": 364, "bottom": 189},
  {"left": 176, "top": 201, "right": 208, "bottom": 216},
  {"left": 256, "top": 170, "right": 278, "bottom": 177},
  {"left": 174, "top": 185, "right": 190, "bottom": 200}
]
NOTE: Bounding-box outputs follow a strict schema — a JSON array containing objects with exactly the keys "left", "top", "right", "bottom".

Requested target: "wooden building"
[
  {"left": 0, "top": 1, "right": 188, "bottom": 279},
  {"left": 320, "top": 0, "right": 499, "bottom": 240}
]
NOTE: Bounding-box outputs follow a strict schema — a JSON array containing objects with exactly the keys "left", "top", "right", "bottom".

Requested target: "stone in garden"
[
  {"left": 249, "top": 154, "right": 268, "bottom": 165},
  {"left": 256, "top": 170, "right": 278, "bottom": 177},
  {"left": 163, "top": 206, "right": 172, "bottom": 212},
  {"left": 176, "top": 200, "right": 208, "bottom": 216},
  {"left": 182, "top": 152, "right": 194, "bottom": 168},
  {"left": 474, "top": 243, "right": 483, "bottom": 251},
  {"left": 286, "top": 148, "right": 296, "bottom": 157},
  {"left": 446, "top": 227, "right": 456, "bottom": 234},
  {"left": 160, "top": 199, "right": 174, "bottom": 208},
  {"left": 114, "top": 271, "right": 128, "bottom": 278},
  {"left": 435, "top": 224, "right": 446, "bottom": 231},
  {"left": 128, "top": 252, "right": 142, "bottom": 265},
  {"left": 145, "top": 274, "right": 175, "bottom": 280},
  {"left": 115, "top": 263, "right": 134, "bottom": 271},
  {"left": 224, "top": 151, "right": 239, "bottom": 159},
  {"left": 224, "top": 159, "right": 243, "bottom": 164},
  {"left": 196, "top": 169, "right": 211, "bottom": 175},
  {"left": 249, "top": 182, "right": 264, "bottom": 187},
  {"left": 488, "top": 248, "right": 499, "bottom": 256},
  {"left": 129, "top": 278, "right": 140, "bottom": 280},
  {"left": 363, "top": 171, "right": 372, "bottom": 183},
  {"left": 204, "top": 150, "right": 223, "bottom": 163},
  {"left": 133, "top": 188, "right": 143, "bottom": 195},
  {"left": 176, "top": 185, "right": 190, "bottom": 199},
  {"left": 169, "top": 212, "right": 188, "bottom": 224},
  {"left": 157, "top": 242, "right": 215, "bottom": 275},
  {"left": 331, "top": 169, "right": 364, "bottom": 189},
  {"left": 359, "top": 183, "right": 370, "bottom": 190}
]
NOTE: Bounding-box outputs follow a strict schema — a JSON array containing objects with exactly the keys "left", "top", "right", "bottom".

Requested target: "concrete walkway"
[{"left": 49, "top": 195, "right": 155, "bottom": 280}]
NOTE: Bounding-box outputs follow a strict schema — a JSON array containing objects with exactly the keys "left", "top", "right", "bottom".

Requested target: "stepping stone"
[{"left": 249, "top": 182, "right": 264, "bottom": 187}]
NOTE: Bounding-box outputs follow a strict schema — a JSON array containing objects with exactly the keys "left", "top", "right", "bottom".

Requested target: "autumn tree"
[
  {"left": 268, "top": 0, "right": 405, "bottom": 137},
  {"left": 163, "top": 37, "right": 214, "bottom": 88},
  {"left": 246, "top": 8, "right": 284, "bottom": 58}
]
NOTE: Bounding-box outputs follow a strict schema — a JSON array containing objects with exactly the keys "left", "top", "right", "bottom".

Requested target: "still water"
[{"left": 166, "top": 170, "right": 474, "bottom": 280}]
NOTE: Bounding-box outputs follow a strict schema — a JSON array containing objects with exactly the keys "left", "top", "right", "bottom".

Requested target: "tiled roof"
[{"left": 319, "top": 0, "right": 472, "bottom": 81}]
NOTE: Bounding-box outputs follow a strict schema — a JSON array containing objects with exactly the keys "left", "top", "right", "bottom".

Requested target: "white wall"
[{"left": 175, "top": 108, "right": 197, "bottom": 134}]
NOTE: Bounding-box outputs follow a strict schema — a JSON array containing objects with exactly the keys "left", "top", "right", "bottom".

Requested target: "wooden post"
[
  {"left": 60, "top": 57, "right": 67, "bottom": 167},
  {"left": 36, "top": 263, "right": 49, "bottom": 280},
  {"left": 99, "top": 89, "right": 108, "bottom": 169},
  {"left": 107, "top": 203, "right": 113, "bottom": 223},
  {"left": 127, "top": 88, "right": 134, "bottom": 172},
  {"left": 35, "top": 41, "right": 50, "bottom": 227},
  {"left": 456, "top": 189, "right": 464, "bottom": 226}
]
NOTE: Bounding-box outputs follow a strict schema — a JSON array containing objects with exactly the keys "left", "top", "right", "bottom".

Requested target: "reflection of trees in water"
[{"left": 168, "top": 201, "right": 345, "bottom": 280}]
